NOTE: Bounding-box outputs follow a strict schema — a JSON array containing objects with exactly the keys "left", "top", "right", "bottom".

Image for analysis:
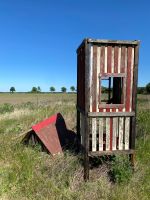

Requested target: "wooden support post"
[
  {"left": 129, "top": 43, "right": 139, "bottom": 169},
  {"left": 84, "top": 115, "right": 89, "bottom": 181},
  {"left": 129, "top": 152, "right": 135, "bottom": 169},
  {"left": 77, "top": 110, "right": 81, "bottom": 142}
]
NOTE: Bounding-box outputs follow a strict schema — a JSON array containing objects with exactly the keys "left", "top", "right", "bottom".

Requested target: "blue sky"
[{"left": 0, "top": 0, "right": 149, "bottom": 92}]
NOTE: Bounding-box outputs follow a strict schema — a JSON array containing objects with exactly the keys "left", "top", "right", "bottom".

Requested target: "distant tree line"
[
  {"left": 29, "top": 86, "right": 76, "bottom": 93},
  {"left": 8, "top": 82, "right": 150, "bottom": 94}
]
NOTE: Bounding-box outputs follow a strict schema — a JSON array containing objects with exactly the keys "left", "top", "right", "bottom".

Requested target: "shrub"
[
  {"left": 110, "top": 155, "right": 132, "bottom": 184},
  {"left": 0, "top": 103, "right": 14, "bottom": 114},
  {"left": 146, "top": 82, "right": 150, "bottom": 94}
]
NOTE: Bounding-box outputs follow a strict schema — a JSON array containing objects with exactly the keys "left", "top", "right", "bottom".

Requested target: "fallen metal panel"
[{"left": 31, "top": 113, "right": 67, "bottom": 155}]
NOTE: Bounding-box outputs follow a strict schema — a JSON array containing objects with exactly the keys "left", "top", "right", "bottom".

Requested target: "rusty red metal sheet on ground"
[{"left": 32, "top": 113, "right": 67, "bottom": 155}]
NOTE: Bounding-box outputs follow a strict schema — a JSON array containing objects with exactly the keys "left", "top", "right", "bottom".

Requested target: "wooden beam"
[
  {"left": 88, "top": 112, "right": 135, "bottom": 117},
  {"left": 83, "top": 40, "right": 90, "bottom": 181},
  {"left": 77, "top": 110, "right": 81, "bottom": 143},
  {"left": 87, "top": 38, "right": 140, "bottom": 45},
  {"left": 89, "top": 149, "right": 135, "bottom": 156},
  {"left": 99, "top": 73, "right": 126, "bottom": 78},
  {"left": 130, "top": 44, "right": 139, "bottom": 150},
  {"left": 99, "top": 104, "right": 124, "bottom": 109}
]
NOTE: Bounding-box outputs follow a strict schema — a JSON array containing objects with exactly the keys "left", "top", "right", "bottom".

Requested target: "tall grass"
[{"left": 0, "top": 94, "right": 150, "bottom": 199}]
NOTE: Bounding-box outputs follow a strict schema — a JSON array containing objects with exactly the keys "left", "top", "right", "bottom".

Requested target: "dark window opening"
[{"left": 101, "top": 77, "right": 124, "bottom": 104}]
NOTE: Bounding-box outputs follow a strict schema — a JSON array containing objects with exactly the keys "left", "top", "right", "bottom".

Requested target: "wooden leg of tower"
[
  {"left": 84, "top": 150, "right": 89, "bottom": 181},
  {"left": 129, "top": 116, "right": 136, "bottom": 170},
  {"left": 77, "top": 110, "right": 81, "bottom": 142},
  {"left": 84, "top": 116, "right": 89, "bottom": 181},
  {"left": 129, "top": 152, "right": 135, "bottom": 169}
]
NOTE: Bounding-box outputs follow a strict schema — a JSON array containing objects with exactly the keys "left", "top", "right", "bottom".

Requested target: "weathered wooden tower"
[{"left": 76, "top": 38, "right": 140, "bottom": 180}]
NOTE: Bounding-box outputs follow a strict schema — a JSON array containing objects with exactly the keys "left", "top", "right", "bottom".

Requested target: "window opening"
[{"left": 100, "top": 76, "right": 124, "bottom": 104}]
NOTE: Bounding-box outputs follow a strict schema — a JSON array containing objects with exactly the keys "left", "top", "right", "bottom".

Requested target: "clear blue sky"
[{"left": 0, "top": 0, "right": 149, "bottom": 92}]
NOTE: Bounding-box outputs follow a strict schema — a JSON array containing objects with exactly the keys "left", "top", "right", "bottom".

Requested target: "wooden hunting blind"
[{"left": 76, "top": 38, "right": 140, "bottom": 180}]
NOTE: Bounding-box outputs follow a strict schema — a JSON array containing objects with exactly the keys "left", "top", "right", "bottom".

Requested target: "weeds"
[
  {"left": 110, "top": 155, "right": 132, "bottom": 184},
  {"left": 0, "top": 93, "right": 150, "bottom": 200},
  {"left": 0, "top": 103, "right": 14, "bottom": 114}
]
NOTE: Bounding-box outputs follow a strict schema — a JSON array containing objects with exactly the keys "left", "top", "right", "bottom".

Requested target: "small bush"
[
  {"left": 110, "top": 155, "right": 132, "bottom": 184},
  {"left": 0, "top": 103, "right": 14, "bottom": 114}
]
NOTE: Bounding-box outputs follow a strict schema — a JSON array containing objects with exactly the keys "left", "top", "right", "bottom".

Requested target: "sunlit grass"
[{"left": 0, "top": 93, "right": 150, "bottom": 199}]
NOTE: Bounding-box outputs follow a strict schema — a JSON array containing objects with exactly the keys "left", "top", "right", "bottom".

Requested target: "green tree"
[
  {"left": 31, "top": 87, "right": 37, "bottom": 93},
  {"left": 37, "top": 86, "right": 41, "bottom": 93},
  {"left": 50, "top": 86, "right": 55, "bottom": 92},
  {"left": 61, "top": 87, "right": 67, "bottom": 93},
  {"left": 70, "top": 86, "right": 75, "bottom": 92},
  {"left": 10, "top": 87, "right": 16, "bottom": 93},
  {"left": 146, "top": 82, "right": 150, "bottom": 94},
  {"left": 137, "top": 87, "right": 145, "bottom": 94}
]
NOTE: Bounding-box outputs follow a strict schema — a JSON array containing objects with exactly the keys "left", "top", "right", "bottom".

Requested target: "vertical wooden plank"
[
  {"left": 100, "top": 46, "right": 105, "bottom": 74},
  {"left": 118, "top": 117, "right": 124, "bottom": 150},
  {"left": 80, "top": 113, "right": 84, "bottom": 146},
  {"left": 99, "top": 45, "right": 105, "bottom": 112},
  {"left": 107, "top": 46, "right": 112, "bottom": 73},
  {"left": 97, "top": 46, "right": 101, "bottom": 111},
  {"left": 92, "top": 46, "right": 97, "bottom": 112},
  {"left": 126, "top": 47, "right": 132, "bottom": 112},
  {"left": 121, "top": 46, "right": 126, "bottom": 73},
  {"left": 111, "top": 47, "right": 114, "bottom": 73},
  {"left": 130, "top": 48, "right": 134, "bottom": 112},
  {"left": 123, "top": 47, "right": 127, "bottom": 107},
  {"left": 118, "top": 47, "right": 121, "bottom": 73},
  {"left": 99, "top": 118, "right": 103, "bottom": 151},
  {"left": 112, "top": 117, "right": 117, "bottom": 150},
  {"left": 84, "top": 115, "right": 90, "bottom": 181},
  {"left": 114, "top": 46, "right": 119, "bottom": 73},
  {"left": 130, "top": 43, "right": 140, "bottom": 151},
  {"left": 104, "top": 46, "right": 107, "bottom": 73},
  {"left": 110, "top": 117, "right": 113, "bottom": 150},
  {"left": 106, "top": 117, "right": 110, "bottom": 151},
  {"left": 125, "top": 117, "right": 130, "bottom": 150},
  {"left": 89, "top": 46, "right": 93, "bottom": 112},
  {"left": 84, "top": 41, "right": 91, "bottom": 181},
  {"left": 77, "top": 110, "right": 80, "bottom": 143},
  {"left": 92, "top": 118, "right": 97, "bottom": 151}
]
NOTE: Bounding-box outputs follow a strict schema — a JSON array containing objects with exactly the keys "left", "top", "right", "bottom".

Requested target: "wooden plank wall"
[{"left": 88, "top": 44, "right": 135, "bottom": 152}]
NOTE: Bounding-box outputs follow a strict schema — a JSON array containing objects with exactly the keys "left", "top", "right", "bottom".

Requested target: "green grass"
[{"left": 0, "top": 93, "right": 150, "bottom": 200}]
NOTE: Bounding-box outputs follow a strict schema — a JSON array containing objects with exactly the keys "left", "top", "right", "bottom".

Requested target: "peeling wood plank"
[
  {"left": 130, "top": 48, "right": 134, "bottom": 112},
  {"left": 97, "top": 47, "right": 101, "bottom": 112},
  {"left": 99, "top": 73, "right": 126, "bottom": 77},
  {"left": 114, "top": 46, "right": 119, "bottom": 73},
  {"left": 118, "top": 117, "right": 124, "bottom": 150},
  {"left": 107, "top": 46, "right": 112, "bottom": 73},
  {"left": 112, "top": 118, "right": 117, "bottom": 150},
  {"left": 89, "top": 149, "right": 135, "bottom": 156},
  {"left": 111, "top": 47, "right": 114, "bottom": 73},
  {"left": 106, "top": 118, "right": 110, "bottom": 151},
  {"left": 99, "top": 118, "right": 103, "bottom": 151},
  {"left": 125, "top": 117, "right": 130, "bottom": 150},
  {"left": 104, "top": 46, "right": 107, "bottom": 73},
  {"left": 92, "top": 45, "right": 97, "bottom": 112},
  {"left": 92, "top": 118, "right": 97, "bottom": 151},
  {"left": 88, "top": 111, "right": 135, "bottom": 117},
  {"left": 118, "top": 47, "right": 121, "bottom": 73},
  {"left": 126, "top": 47, "right": 132, "bottom": 111},
  {"left": 89, "top": 46, "right": 93, "bottom": 112}
]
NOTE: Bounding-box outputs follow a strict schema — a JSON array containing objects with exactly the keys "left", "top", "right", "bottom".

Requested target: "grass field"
[{"left": 0, "top": 93, "right": 150, "bottom": 200}]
